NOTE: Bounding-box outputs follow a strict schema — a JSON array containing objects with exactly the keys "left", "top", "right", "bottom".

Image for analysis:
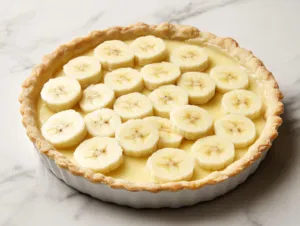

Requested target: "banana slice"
[
  {"left": 79, "top": 84, "right": 115, "bottom": 113},
  {"left": 222, "top": 89, "right": 262, "bottom": 119},
  {"left": 113, "top": 92, "right": 153, "bottom": 122},
  {"left": 84, "top": 108, "right": 122, "bottom": 137},
  {"left": 170, "top": 45, "right": 209, "bottom": 72},
  {"left": 41, "top": 110, "right": 87, "bottom": 148},
  {"left": 116, "top": 119, "right": 159, "bottom": 157},
  {"left": 104, "top": 68, "right": 144, "bottom": 97},
  {"left": 63, "top": 56, "right": 102, "bottom": 88},
  {"left": 147, "top": 148, "right": 194, "bottom": 183},
  {"left": 74, "top": 137, "right": 123, "bottom": 173},
  {"left": 41, "top": 76, "right": 81, "bottom": 112},
  {"left": 210, "top": 65, "right": 249, "bottom": 93},
  {"left": 148, "top": 85, "right": 189, "bottom": 118},
  {"left": 177, "top": 72, "right": 216, "bottom": 105},
  {"left": 214, "top": 114, "right": 256, "bottom": 148},
  {"left": 130, "top": 35, "right": 167, "bottom": 66},
  {"left": 143, "top": 116, "right": 183, "bottom": 149},
  {"left": 141, "top": 62, "right": 181, "bottom": 90},
  {"left": 170, "top": 105, "right": 213, "bottom": 140},
  {"left": 94, "top": 40, "right": 134, "bottom": 70},
  {"left": 191, "top": 135, "right": 235, "bottom": 171}
]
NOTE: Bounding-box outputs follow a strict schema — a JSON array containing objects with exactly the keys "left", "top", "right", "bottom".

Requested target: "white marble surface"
[{"left": 2, "top": 0, "right": 300, "bottom": 225}]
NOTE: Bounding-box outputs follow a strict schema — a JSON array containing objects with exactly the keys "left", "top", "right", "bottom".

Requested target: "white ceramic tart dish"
[{"left": 20, "top": 23, "right": 283, "bottom": 208}]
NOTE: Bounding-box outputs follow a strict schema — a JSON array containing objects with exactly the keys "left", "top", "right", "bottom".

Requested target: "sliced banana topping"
[
  {"left": 63, "top": 56, "right": 102, "bottom": 88},
  {"left": 147, "top": 148, "right": 194, "bottom": 183},
  {"left": 177, "top": 72, "right": 216, "bottom": 105},
  {"left": 210, "top": 65, "right": 249, "bottom": 93},
  {"left": 141, "top": 62, "right": 181, "bottom": 90},
  {"left": 41, "top": 76, "right": 81, "bottom": 112},
  {"left": 170, "top": 45, "right": 209, "bottom": 72},
  {"left": 79, "top": 84, "right": 115, "bottom": 113},
  {"left": 144, "top": 116, "right": 183, "bottom": 149},
  {"left": 104, "top": 68, "right": 144, "bottom": 97},
  {"left": 222, "top": 89, "right": 262, "bottom": 119},
  {"left": 114, "top": 92, "right": 153, "bottom": 122},
  {"left": 84, "top": 108, "right": 122, "bottom": 137},
  {"left": 130, "top": 35, "right": 167, "bottom": 66},
  {"left": 191, "top": 135, "right": 235, "bottom": 171},
  {"left": 37, "top": 35, "right": 268, "bottom": 182},
  {"left": 116, "top": 119, "right": 159, "bottom": 157},
  {"left": 148, "top": 85, "right": 189, "bottom": 118},
  {"left": 41, "top": 110, "right": 87, "bottom": 148},
  {"left": 170, "top": 105, "right": 213, "bottom": 140},
  {"left": 214, "top": 114, "right": 256, "bottom": 148},
  {"left": 74, "top": 137, "right": 123, "bottom": 173},
  {"left": 94, "top": 40, "right": 134, "bottom": 70}
]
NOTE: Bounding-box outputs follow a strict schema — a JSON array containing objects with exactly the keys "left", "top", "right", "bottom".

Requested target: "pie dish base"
[{"left": 38, "top": 145, "right": 267, "bottom": 208}]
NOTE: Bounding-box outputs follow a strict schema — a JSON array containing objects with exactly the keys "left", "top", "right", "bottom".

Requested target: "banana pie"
[{"left": 19, "top": 23, "right": 283, "bottom": 208}]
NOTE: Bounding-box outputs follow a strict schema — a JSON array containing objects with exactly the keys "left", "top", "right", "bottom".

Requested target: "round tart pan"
[{"left": 20, "top": 23, "right": 283, "bottom": 208}]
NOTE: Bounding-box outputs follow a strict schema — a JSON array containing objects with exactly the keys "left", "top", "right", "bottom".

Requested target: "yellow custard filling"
[{"left": 36, "top": 40, "right": 266, "bottom": 183}]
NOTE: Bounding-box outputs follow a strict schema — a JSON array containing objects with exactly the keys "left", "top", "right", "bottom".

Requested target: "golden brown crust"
[{"left": 19, "top": 22, "right": 283, "bottom": 192}]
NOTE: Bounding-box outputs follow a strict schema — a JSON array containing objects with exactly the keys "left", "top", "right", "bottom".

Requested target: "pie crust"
[{"left": 19, "top": 23, "right": 283, "bottom": 192}]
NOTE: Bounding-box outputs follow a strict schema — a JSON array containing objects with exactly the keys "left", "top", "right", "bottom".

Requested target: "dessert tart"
[{"left": 19, "top": 23, "right": 283, "bottom": 208}]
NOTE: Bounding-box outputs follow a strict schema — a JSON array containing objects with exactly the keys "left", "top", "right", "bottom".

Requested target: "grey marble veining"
[
  {"left": 1, "top": 0, "right": 300, "bottom": 225},
  {"left": 155, "top": 0, "right": 244, "bottom": 23}
]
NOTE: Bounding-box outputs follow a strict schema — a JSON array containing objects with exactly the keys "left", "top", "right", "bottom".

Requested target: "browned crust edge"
[{"left": 19, "top": 22, "right": 283, "bottom": 192}]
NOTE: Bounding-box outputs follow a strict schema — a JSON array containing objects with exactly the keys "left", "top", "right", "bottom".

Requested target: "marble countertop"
[{"left": 2, "top": 0, "right": 300, "bottom": 225}]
